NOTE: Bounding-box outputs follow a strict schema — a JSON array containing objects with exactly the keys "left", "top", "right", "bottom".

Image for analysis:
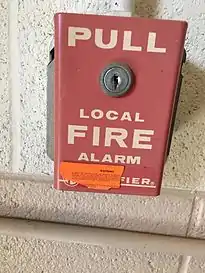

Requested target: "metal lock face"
[
  {"left": 48, "top": 13, "right": 187, "bottom": 196},
  {"left": 100, "top": 63, "right": 133, "bottom": 97}
]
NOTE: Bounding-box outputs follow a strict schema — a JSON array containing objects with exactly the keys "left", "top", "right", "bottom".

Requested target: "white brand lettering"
[
  {"left": 142, "top": 178, "right": 151, "bottom": 185},
  {"left": 121, "top": 177, "right": 155, "bottom": 186},
  {"left": 68, "top": 27, "right": 167, "bottom": 54},
  {"left": 121, "top": 112, "right": 132, "bottom": 122},
  {"left": 105, "top": 128, "right": 128, "bottom": 148},
  {"left": 68, "top": 126, "right": 154, "bottom": 149},
  {"left": 90, "top": 153, "right": 100, "bottom": 162},
  {"left": 79, "top": 109, "right": 145, "bottom": 123},
  {"left": 106, "top": 111, "right": 118, "bottom": 120},
  {"left": 123, "top": 31, "right": 142, "bottom": 51},
  {"left": 68, "top": 27, "right": 91, "bottom": 46},
  {"left": 91, "top": 109, "right": 104, "bottom": 120},
  {"left": 93, "top": 127, "right": 100, "bottom": 146},
  {"left": 132, "top": 178, "right": 140, "bottom": 184},
  {"left": 78, "top": 153, "right": 141, "bottom": 165},
  {"left": 68, "top": 125, "right": 87, "bottom": 144},
  {"left": 102, "top": 154, "right": 112, "bottom": 163},
  {"left": 135, "top": 113, "right": 144, "bottom": 122},
  {"left": 132, "top": 130, "right": 154, "bottom": 150},
  {"left": 147, "top": 32, "right": 167, "bottom": 53},
  {"left": 68, "top": 109, "right": 155, "bottom": 166},
  {"left": 126, "top": 156, "right": 141, "bottom": 165},
  {"left": 78, "top": 153, "right": 89, "bottom": 161},
  {"left": 80, "top": 109, "right": 89, "bottom": 119},
  {"left": 95, "top": 29, "right": 118, "bottom": 49},
  {"left": 115, "top": 155, "right": 126, "bottom": 164}
]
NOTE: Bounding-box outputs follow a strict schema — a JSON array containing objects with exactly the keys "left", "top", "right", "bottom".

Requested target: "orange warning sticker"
[{"left": 59, "top": 162, "right": 124, "bottom": 190}]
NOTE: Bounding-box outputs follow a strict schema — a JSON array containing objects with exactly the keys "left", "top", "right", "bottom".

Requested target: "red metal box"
[{"left": 47, "top": 13, "right": 187, "bottom": 196}]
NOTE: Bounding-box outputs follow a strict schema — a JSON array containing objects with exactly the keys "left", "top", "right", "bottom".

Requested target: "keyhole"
[{"left": 112, "top": 74, "right": 121, "bottom": 91}]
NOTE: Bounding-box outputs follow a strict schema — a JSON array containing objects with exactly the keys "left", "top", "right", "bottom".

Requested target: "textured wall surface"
[
  {"left": 18, "top": 1, "right": 58, "bottom": 174},
  {"left": 0, "top": 177, "right": 198, "bottom": 273},
  {"left": 162, "top": 1, "right": 205, "bottom": 191},
  {"left": 0, "top": 236, "right": 181, "bottom": 273},
  {"left": 1, "top": 0, "right": 205, "bottom": 272},
  {"left": 0, "top": 179, "right": 193, "bottom": 235},
  {"left": 0, "top": 0, "right": 10, "bottom": 171},
  {"left": 8, "top": 0, "right": 205, "bottom": 191},
  {"left": 1, "top": 177, "right": 205, "bottom": 272}
]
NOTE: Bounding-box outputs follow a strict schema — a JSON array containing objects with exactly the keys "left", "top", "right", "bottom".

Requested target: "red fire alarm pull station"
[{"left": 47, "top": 13, "right": 188, "bottom": 196}]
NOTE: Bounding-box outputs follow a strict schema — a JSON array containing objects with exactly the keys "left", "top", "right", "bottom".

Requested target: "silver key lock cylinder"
[{"left": 99, "top": 63, "right": 134, "bottom": 97}]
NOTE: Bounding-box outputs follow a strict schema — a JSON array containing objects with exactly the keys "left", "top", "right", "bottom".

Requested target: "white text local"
[
  {"left": 67, "top": 109, "right": 155, "bottom": 150},
  {"left": 68, "top": 26, "right": 167, "bottom": 53},
  {"left": 80, "top": 109, "right": 145, "bottom": 122}
]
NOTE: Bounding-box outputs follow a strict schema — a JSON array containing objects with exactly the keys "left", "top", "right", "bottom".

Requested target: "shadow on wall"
[
  {"left": 134, "top": 0, "right": 205, "bottom": 127},
  {"left": 163, "top": 62, "right": 205, "bottom": 189},
  {"left": 176, "top": 62, "right": 205, "bottom": 130},
  {"left": 135, "top": 0, "right": 159, "bottom": 18},
  {"left": 134, "top": 0, "right": 205, "bottom": 189}
]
